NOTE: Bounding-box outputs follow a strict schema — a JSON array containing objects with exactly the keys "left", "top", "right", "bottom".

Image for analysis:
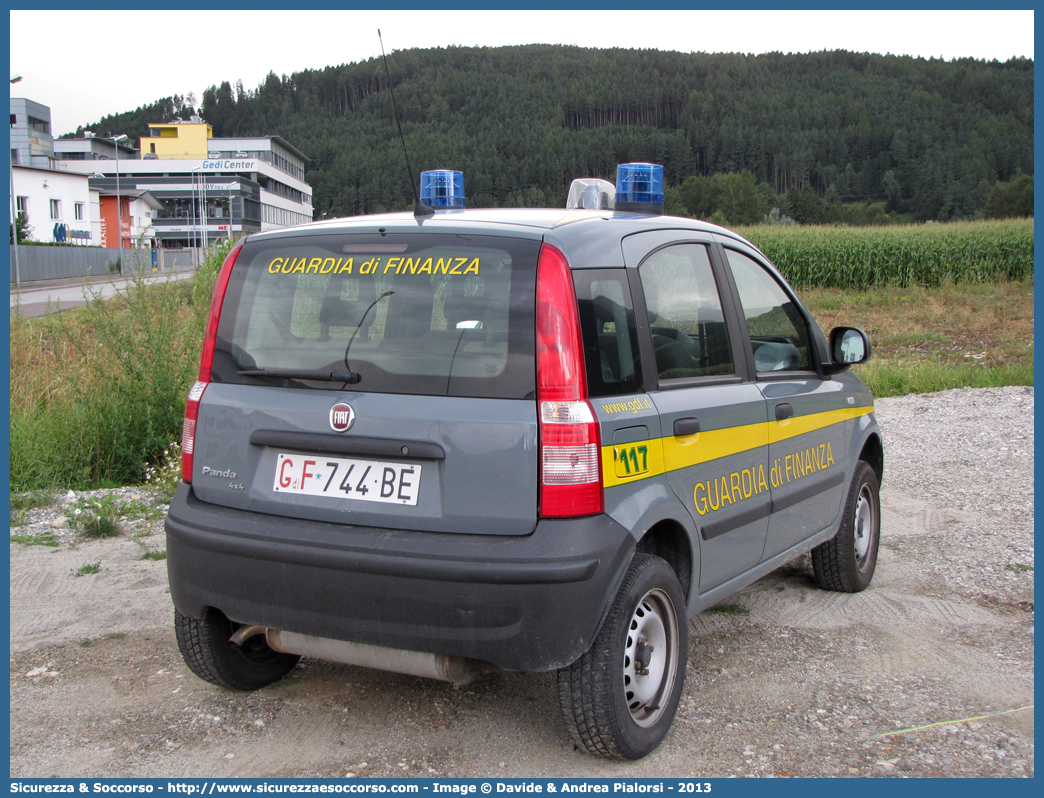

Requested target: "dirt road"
[{"left": 9, "top": 388, "right": 1034, "bottom": 778}]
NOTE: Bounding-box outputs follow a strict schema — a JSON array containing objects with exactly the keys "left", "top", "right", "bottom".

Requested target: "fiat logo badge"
[{"left": 329, "top": 403, "right": 355, "bottom": 433}]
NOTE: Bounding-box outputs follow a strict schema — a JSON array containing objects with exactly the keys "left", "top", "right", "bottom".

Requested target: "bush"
[
  {"left": 760, "top": 208, "right": 796, "bottom": 226},
  {"left": 143, "top": 442, "right": 182, "bottom": 499}
]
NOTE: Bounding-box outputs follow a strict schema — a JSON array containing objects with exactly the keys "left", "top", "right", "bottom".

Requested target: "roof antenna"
[{"left": 379, "top": 29, "right": 434, "bottom": 218}]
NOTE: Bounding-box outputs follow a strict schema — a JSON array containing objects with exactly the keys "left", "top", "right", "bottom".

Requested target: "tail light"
[
  {"left": 181, "top": 243, "right": 243, "bottom": 483},
  {"left": 536, "top": 244, "right": 603, "bottom": 517}
]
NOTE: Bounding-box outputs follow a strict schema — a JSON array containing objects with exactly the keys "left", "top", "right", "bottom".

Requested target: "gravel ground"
[
  {"left": 9, "top": 386, "right": 1034, "bottom": 778},
  {"left": 874, "top": 385, "right": 1035, "bottom": 608}
]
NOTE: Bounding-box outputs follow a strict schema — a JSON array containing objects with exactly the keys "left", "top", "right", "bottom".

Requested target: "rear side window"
[
  {"left": 638, "top": 244, "right": 734, "bottom": 381},
  {"left": 573, "top": 269, "right": 642, "bottom": 397},
  {"left": 212, "top": 233, "right": 539, "bottom": 398}
]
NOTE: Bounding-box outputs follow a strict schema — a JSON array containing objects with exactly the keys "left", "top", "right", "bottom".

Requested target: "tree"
[
  {"left": 983, "top": 175, "right": 1033, "bottom": 219},
  {"left": 10, "top": 212, "right": 31, "bottom": 244},
  {"left": 881, "top": 170, "right": 902, "bottom": 213},
  {"left": 663, "top": 185, "right": 689, "bottom": 217},
  {"left": 716, "top": 171, "right": 768, "bottom": 226},
  {"left": 787, "top": 186, "right": 824, "bottom": 225},
  {"left": 822, "top": 184, "right": 843, "bottom": 224},
  {"left": 67, "top": 47, "right": 1033, "bottom": 218},
  {"left": 677, "top": 174, "right": 719, "bottom": 219}
]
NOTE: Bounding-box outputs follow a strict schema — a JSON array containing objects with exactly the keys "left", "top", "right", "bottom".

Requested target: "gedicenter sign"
[{"left": 202, "top": 160, "right": 256, "bottom": 170}]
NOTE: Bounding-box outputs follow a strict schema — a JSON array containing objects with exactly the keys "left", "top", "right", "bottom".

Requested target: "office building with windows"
[
  {"left": 61, "top": 117, "right": 313, "bottom": 248},
  {"left": 11, "top": 98, "right": 157, "bottom": 247},
  {"left": 53, "top": 131, "right": 137, "bottom": 162},
  {"left": 11, "top": 98, "right": 55, "bottom": 169},
  {"left": 13, "top": 98, "right": 314, "bottom": 249}
]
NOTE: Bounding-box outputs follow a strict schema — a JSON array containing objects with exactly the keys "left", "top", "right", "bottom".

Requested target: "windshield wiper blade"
[{"left": 237, "top": 368, "right": 361, "bottom": 384}]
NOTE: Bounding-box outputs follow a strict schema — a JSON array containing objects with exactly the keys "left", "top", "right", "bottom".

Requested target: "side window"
[
  {"left": 574, "top": 269, "right": 642, "bottom": 397},
  {"left": 725, "top": 249, "right": 811, "bottom": 372},
  {"left": 638, "top": 244, "right": 734, "bottom": 381}
]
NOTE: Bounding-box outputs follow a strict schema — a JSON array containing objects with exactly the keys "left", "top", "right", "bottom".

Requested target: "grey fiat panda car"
[{"left": 166, "top": 164, "right": 882, "bottom": 760}]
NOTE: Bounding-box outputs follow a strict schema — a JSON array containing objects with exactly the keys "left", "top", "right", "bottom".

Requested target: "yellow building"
[{"left": 139, "top": 117, "right": 214, "bottom": 159}]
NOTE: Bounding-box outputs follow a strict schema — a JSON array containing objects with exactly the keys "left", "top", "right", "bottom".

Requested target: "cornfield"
[{"left": 733, "top": 219, "right": 1034, "bottom": 289}]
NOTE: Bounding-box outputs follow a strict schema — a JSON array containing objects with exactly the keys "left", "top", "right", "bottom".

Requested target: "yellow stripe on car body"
[{"left": 602, "top": 405, "right": 873, "bottom": 488}]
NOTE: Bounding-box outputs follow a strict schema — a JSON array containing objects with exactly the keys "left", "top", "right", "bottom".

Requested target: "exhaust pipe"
[{"left": 229, "top": 626, "right": 479, "bottom": 685}]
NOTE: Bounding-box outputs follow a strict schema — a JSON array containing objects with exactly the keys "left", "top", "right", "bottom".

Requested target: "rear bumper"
[{"left": 165, "top": 484, "right": 635, "bottom": 672}]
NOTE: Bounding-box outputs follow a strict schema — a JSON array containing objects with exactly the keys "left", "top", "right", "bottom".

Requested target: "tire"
[
  {"left": 557, "top": 554, "right": 688, "bottom": 760},
  {"left": 175, "top": 608, "right": 300, "bottom": 691},
  {"left": 812, "top": 460, "right": 880, "bottom": 593}
]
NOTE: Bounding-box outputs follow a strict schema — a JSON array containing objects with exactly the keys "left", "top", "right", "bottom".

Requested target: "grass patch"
[
  {"left": 105, "top": 632, "right": 126, "bottom": 640},
  {"left": 141, "top": 550, "right": 167, "bottom": 561},
  {"left": 1007, "top": 563, "right": 1034, "bottom": 573},
  {"left": 802, "top": 279, "right": 1033, "bottom": 398},
  {"left": 10, "top": 490, "right": 58, "bottom": 527},
  {"left": 79, "top": 640, "right": 92, "bottom": 648},
  {"left": 73, "top": 562, "right": 101, "bottom": 577},
  {"left": 66, "top": 494, "right": 162, "bottom": 539},
  {"left": 705, "top": 602, "right": 750, "bottom": 616},
  {"left": 10, "top": 243, "right": 229, "bottom": 491},
  {"left": 77, "top": 514, "right": 120, "bottom": 539},
  {"left": 69, "top": 496, "right": 124, "bottom": 539},
  {"left": 10, "top": 490, "right": 57, "bottom": 511},
  {"left": 10, "top": 532, "right": 59, "bottom": 547}
]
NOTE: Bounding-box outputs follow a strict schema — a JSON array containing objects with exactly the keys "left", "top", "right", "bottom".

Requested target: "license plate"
[{"left": 273, "top": 453, "right": 422, "bottom": 505}]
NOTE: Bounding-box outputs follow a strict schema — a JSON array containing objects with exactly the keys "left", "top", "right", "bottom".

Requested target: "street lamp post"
[
  {"left": 109, "top": 133, "right": 128, "bottom": 275},
  {"left": 10, "top": 74, "right": 23, "bottom": 288},
  {"left": 192, "top": 166, "right": 205, "bottom": 264},
  {"left": 200, "top": 170, "right": 208, "bottom": 254}
]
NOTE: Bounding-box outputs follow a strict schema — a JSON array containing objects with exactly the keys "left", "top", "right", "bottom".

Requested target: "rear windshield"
[{"left": 212, "top": 232, "right": 539, "bottom": 398}]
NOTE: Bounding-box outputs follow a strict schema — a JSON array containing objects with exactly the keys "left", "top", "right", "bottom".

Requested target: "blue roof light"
[
  {"left": 420, "top": 169, "right": 465, "bottom": 209},
  {"left": 615, "top": 162, "right": 664, "bottom": 214}
]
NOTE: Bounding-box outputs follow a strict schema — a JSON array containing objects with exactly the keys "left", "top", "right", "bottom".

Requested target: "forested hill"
[{"left": 75, "top": 46, "right": 1033, "bottom": 222}]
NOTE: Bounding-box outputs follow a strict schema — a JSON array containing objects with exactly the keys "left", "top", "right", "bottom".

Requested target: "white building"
[{"left": 12, "top": 164, "right": 96, "bottom": 245}]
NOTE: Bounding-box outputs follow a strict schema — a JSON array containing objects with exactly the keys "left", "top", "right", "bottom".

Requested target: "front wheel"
[
  {"left": 175, "top": 608, "right": 300, "bottom": 691},
  {"left": 557, "top": 553, "right": 688, "bottom": 760},
  {"left": 812, "top": 460, "right": 880, "bottom": 592}
]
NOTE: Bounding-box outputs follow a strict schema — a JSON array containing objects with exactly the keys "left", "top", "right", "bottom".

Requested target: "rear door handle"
[
  {"left": 775, "top": 403, "right": 794, "bottom": 421},
  {"left": 673, "top": 417, "right": 701, "bottom": 436}
]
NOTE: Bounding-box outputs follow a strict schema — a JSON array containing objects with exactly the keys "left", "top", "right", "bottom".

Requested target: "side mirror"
[{"left": 824, "top": 326, "right": 871, "bottom": 374}]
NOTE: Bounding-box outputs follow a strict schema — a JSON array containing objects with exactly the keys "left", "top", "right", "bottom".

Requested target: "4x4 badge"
[{"left": 329, "top": 403, "right": 355, "bottom": 433}]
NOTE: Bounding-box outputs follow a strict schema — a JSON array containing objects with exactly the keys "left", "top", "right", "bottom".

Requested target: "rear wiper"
[{"left": 237, "top": 368, "right": 361, "bottom": 384}]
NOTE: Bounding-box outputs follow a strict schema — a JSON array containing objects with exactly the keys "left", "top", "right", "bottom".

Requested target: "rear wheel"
[
  {"left": 175, "top": 608, "right": 300, "bottom": 691},
  {"left": 557, "top": 554, "right": 688, "bottom": 760},
  {"left": 812, "top": 460, "right": 880, "bottom": 592}
]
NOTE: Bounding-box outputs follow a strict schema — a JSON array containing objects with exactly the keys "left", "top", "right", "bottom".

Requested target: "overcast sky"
[{"left": 10, "top": 9, "right": 1035, "bottom": 137}]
